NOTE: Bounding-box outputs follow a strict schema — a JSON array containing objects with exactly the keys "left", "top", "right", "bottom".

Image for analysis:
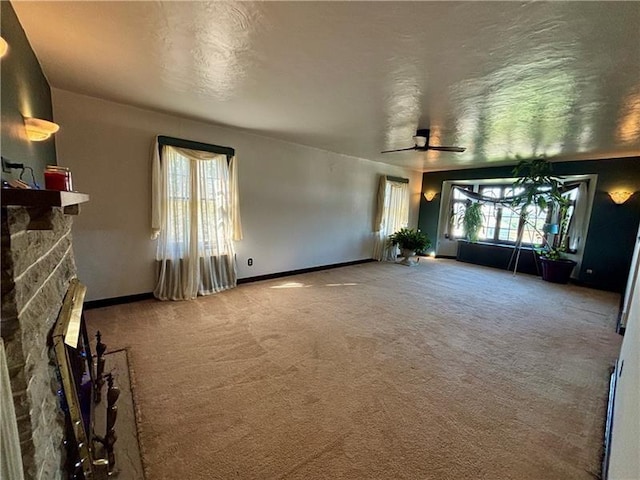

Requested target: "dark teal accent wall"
[
  {"left": 418, "top": 157, "right": 640, "bottom": 292},
  {"left": 1, "top": 1, "right": 56, "bottom": 186}
]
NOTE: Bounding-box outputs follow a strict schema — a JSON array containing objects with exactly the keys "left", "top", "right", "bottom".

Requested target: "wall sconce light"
[
  {"left": 0, "top": 37, "right": 8, "bottom": 58},
  {"left": 423, "top": 191, "right": 438, "bottom": 202},
  {"left": 24, "top": 117, "right": 60, "bottom": 141},
  {"left": 608, "top": 191, "right": 634, "bottom": 205}
]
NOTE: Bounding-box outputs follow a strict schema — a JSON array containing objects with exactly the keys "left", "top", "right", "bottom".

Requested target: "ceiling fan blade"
[
  {"left": 427, "top": 146, "right": 466, "bottom": 153},
  {"left": 381, "top": 146, "right": 417, "bottom": 153}
]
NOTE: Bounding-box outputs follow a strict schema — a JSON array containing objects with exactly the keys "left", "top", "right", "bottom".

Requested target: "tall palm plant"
[{"left": 511, "top": 157, "right": 570, "bottom": 258}]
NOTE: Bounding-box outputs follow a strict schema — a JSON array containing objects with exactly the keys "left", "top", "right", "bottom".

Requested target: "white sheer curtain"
[
  {"left": 151, "top": 140, "right": 242, "bottom": 300},
  {"left": 442, "top": 184, "right": 456, "bottom": 239},
  {"left": 567, "top": 181, "right": 588, "bottom": 252},
  {"left": 373, "top": 176, "right": 409, "bottom": 261}
]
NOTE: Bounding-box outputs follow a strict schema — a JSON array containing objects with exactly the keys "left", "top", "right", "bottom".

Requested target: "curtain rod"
[
  {"left": 452, "top": 181, "right": 585, "bottom": 204},
  {"left": 158, "top": 135, "right": 235, "bottom": 158},
  {"left": 386, "top": 175, "right": 409, "bottom": 184}
]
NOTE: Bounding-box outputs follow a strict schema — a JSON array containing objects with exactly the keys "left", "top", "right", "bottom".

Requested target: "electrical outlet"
[
  {"left": 248, "top": 258, "right": 253, "bottom": 266},
  {"left": 2, "top": 158, "right": 24, "bottom": 173}
]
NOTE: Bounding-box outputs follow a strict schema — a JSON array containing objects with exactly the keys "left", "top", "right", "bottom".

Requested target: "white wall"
[
  {"left": 52, "top": 89, "right": 422, "bottom": 301},
  {"left": 608, "top": 226, "right": 640, "bottom": 480}
]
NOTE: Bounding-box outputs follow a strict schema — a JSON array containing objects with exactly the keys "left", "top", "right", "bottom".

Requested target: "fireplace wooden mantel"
[
  {"left": 1, "top": 189, "right": 90, "bottom": 230},
  {"left": 2, "top": 188, "right": 89, "bottom": 207}
]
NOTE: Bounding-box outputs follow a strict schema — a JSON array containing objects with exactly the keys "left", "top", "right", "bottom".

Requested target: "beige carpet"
[{"left": 86, "top": 259, "right": 622, "bottom": 480}]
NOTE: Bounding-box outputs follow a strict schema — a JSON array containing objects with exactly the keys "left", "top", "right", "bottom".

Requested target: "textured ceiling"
[{"left": 12, "top": 1, "right": 640, "bottom": 172}]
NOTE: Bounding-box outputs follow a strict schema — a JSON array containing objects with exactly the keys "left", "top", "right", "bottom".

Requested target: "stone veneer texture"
[{"left": 1, "top": 206, "right": 77, "bottom": 480}]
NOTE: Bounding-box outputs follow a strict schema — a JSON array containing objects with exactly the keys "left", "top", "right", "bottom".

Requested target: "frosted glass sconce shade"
[
  {"left": 24, "top": 117, "right": 60, "bottom": 141},
  {"left": 423, "top": 191, "right": 437, "bottom": 202},
  {"left": 0, "top": 37, "right": 8, "bottom": 58},
  {"left": 608, "top": 191, "right": 633, "bottom": 204}
]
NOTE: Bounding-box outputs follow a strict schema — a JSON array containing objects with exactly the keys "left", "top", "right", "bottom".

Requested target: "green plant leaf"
[{"left": 389, "top": 228, "right": 431, "bottom": 253}]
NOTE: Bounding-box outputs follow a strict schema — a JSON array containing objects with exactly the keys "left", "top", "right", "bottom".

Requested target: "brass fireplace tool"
[
  {"left": 94, "top": 372, "right": 120, "bottom": 475},
  {"left": 95, "top": 331, "right": 107, "bottom": 403},
  {"left": 93, "top": 331, "right": 120, "bottom": 476}
]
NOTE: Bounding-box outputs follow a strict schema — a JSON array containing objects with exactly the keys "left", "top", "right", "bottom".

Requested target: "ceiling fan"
[{"left": 381, "top": 129, "right": 466, "bottom": 154}]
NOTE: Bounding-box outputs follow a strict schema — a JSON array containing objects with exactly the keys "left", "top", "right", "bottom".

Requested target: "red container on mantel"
[{"left": 44, "top": 165, "right": 73, "bottom": 191}]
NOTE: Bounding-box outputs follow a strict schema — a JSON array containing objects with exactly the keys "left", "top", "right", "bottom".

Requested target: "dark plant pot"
[{"left": 539, "top": 257, "right": 577, "bottom": 284}]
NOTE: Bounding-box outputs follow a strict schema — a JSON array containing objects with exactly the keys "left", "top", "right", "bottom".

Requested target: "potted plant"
[
  {"left": 388, "top": 228, "right": 431, "bottom": 266},
  {"left": 511, "top": 158, "right": 576, "bottom": 283},
  {"left": 536, "top": 245, "right": 577, "bottom": 283},
  {"left": 461, "top": 201, "right": 483, "bottom": 242}
]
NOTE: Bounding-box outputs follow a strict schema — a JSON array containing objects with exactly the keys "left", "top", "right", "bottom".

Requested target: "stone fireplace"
[{"left": 1, "top": 195, "right": 87, "bottom": 479}]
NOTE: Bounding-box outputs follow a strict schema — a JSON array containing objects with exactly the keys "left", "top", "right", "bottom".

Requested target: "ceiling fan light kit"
[
  {"left": 383, "top": 129, "right": 466, "bottom": 154},
  {"left": 413, "top": 135, "right": 427, "bottom": 148}
]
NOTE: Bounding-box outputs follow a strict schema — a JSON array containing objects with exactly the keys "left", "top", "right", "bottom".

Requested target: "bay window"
[{"left": 450, "top": 183, "right": 578, "bottom": 248}]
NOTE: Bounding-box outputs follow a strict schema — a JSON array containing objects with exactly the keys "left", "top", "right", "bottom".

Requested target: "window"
[
  {"left": 164, "top": 150, "right": 231, "bottom": 258},
  {"left": 373, "top": 176, "right": 410, "bottom": 261},
  {"left": 452, "top": 184, "right": 553, "bottom": 246},
  {"left": 449, "top": 185, "right": 472, "bottom": 238},
  {"left": 151, "top": 136, "right": 242, "bottom": 300},
  {"left": 478, "top": 186, "right": 502, "bottom": 242},
  {"left": 443, "top": 178, "right": 589, "bottom": 257}
]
